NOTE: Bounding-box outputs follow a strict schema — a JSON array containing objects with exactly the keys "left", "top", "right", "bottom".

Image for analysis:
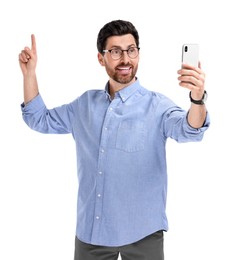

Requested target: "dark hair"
[{"left": 97, "top": 20, "right": 139, "bottom": 54}]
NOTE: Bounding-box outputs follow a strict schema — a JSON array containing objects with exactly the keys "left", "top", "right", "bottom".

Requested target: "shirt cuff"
[{"left": 21, "top": 94, "right": 45, "bottom": 113}]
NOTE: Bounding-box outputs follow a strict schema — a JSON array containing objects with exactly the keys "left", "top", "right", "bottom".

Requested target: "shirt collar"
[{"left": 105, "top": 78, "right": 141, "bottom": 103}]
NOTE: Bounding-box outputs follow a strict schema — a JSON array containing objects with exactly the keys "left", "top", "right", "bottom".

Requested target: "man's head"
[
  {"left": 97, "top": 20, "right": 139, "bottom": 54},
  {"left": 97, "top": 20, "right": 140, "bottom": 87}
]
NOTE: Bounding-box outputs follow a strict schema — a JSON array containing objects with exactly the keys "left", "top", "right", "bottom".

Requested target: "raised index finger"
[{"left": 31, "top": 34, "right": 37, "bottom": 53}]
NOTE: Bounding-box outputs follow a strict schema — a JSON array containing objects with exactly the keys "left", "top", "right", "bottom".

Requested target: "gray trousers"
[{"left": 74, "top": 231, "right": 164, "bottom": 260}]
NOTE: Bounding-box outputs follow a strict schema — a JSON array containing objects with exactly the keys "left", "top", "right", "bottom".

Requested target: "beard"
[{"left": 105, "top": 62, "right": 138, "bottom": 85}]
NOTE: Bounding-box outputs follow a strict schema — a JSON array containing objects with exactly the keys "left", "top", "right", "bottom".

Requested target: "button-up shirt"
[{"left": 21, "top": 79, "right": 210, "bottom": 247}]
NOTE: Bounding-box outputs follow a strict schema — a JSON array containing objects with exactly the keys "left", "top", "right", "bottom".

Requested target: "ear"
[{"left": 98, "top": 52, "right": 105, "bottom": 66}]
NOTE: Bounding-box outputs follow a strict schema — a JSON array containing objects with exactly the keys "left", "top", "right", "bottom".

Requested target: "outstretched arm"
[
  {"left": 19, "top": 34, "right": 39, "bottom": 104},
  {"left": 177, "top": 63, "right": 207, "bottom": 128}
]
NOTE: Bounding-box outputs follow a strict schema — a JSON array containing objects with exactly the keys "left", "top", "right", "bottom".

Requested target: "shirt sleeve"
[
  {"left": 159, "top": 96, "right": 210, "bottom": 143},
  {"left": 21, "top": 94, "right": 76, "bottom": 134}
]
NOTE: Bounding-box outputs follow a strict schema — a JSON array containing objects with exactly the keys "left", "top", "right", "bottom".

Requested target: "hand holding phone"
[{"left": 182, "top": 44, "right": 199, "bottom": 68}]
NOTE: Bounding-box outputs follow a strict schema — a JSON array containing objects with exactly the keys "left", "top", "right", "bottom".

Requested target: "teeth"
[{"left": 119, "top": 67, "right": 129, "bottom": 70}]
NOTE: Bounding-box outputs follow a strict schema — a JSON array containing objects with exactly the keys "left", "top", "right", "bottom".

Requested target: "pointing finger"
[{"left": 31, "top": 34, "right": 37, "bottom": 53}]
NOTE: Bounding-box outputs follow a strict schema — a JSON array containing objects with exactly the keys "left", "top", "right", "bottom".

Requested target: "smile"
[{"left": 117, "top": 66, "right": 131, "bottom": 71}]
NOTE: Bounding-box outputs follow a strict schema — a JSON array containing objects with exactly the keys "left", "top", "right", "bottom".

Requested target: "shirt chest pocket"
[{"left": 116, "top": 120, "right": 146, "bottom": 152}]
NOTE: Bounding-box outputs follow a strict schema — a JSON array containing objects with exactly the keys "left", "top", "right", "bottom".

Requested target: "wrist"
[{"left": 189, "top": 90, "right": 207, "bottom": 105}]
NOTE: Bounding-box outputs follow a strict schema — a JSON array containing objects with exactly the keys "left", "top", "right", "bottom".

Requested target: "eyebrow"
[{"left": 109, "top": 44, "right": 136, "bottom": 49}]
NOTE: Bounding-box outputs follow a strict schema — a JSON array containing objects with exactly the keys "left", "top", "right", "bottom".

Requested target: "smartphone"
[{"left": 182, "top": 44, "right": 199, "bottom": 67}]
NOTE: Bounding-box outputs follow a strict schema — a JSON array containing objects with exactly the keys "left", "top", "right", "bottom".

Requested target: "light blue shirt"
[{"left": 21, "top": 79, "right": 210, "bottom": 247}]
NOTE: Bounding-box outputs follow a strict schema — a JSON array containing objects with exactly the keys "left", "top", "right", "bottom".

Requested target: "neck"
[{"left": 108, "top": 78, "right": 136, "bottom": 99}]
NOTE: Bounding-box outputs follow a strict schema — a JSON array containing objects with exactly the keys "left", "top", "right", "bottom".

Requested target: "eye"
[
  {"left": 128, "top": 47, "right": 136, "bottom": 53},
  {"left": 111, "top": 49, "right": 122, "bottom": 55}
]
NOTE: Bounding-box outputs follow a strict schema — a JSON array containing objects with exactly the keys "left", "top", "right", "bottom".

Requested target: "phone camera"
[{"left": 185, "top": 46, "right": 188, "bottom": 52}]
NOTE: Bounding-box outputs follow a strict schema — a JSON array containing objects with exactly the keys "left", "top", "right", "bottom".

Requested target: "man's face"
[{"left": 98, "top": 34, "right": 139, "bottom": 85}]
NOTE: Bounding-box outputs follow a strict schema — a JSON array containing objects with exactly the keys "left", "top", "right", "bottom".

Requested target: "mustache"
[{"left": 116, "top": 62, "right": 133, "bottom": 68}]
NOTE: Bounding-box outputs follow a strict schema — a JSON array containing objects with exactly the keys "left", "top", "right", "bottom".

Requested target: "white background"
[{"left": 0, "top": 0, "right": 229, "bottom": 259}]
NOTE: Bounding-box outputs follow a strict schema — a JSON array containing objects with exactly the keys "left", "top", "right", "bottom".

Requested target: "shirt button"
[
  {"left": 104, "top": 127, "right": 108, "bottom": 130},
  {"left": 97, "top": 194, "right": 101, "bottom": 198},
  {"left": 109, "top": 107, "right": 113, "bottom": 111},
  {"left": 98, "top": 171, "right": 103, "bottom": 175},
  {"left": 101, "top": 149, "right": 104, "bottom": 153},
  {"left": 96, "top": 216, "right": 100, "bottom": 220}
]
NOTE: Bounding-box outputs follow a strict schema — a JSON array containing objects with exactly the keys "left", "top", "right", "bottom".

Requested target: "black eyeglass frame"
[{"left": 102, "top": 47, "right": 140, "bottom": 60}]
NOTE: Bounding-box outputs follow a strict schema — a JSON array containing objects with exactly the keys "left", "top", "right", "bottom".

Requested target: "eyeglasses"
[{"left": 103, "top": 47, "right": 140, "bottom": 60}]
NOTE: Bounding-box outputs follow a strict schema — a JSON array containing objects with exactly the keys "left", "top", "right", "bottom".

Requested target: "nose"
[{"left": 120, "top": 50, "right": 130, "bottom": 63}]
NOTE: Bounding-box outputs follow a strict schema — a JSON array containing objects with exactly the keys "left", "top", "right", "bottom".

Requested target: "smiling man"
[
  {"left": 99, "top": 34, "right": 139, "bottom": 94},
  {"left": 19, "top": 20, "right": 210, "bottom": 260}
]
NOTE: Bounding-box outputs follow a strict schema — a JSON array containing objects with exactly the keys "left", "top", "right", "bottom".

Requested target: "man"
[{"left": 19, "top": 20, "right": 210, "bottom": 260}]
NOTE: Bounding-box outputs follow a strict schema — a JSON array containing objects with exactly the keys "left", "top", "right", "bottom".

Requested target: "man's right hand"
[
  {"left": 19, "top": 34, "right": 37, "bottom": 76},
  {"left": 19, "top": 34, "right": 39, "bottom": 104}
]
